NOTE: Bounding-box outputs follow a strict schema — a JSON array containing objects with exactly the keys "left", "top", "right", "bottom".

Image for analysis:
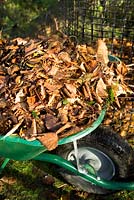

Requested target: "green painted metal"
[
  {"left": 0, "top": 135, "right": 46, "bottom": 160},
  {"left": 35, "top": 153, "right": 134, "bottom": 191},
  {"left": 108, "top": 55, "right": 121, "bottom": 62},
  {"left": 0, "top": 158, "right": 10, "bottom": 173},
  {"left": 84, "top": 163, "right": 97, "bottom": 176}
]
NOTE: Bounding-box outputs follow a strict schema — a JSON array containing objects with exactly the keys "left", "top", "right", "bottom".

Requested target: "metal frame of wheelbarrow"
[{"left": 1, "top": 108, "right": 134, "bottom": 191}]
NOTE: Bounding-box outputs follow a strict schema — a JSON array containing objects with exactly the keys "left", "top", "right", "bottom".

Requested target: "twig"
[
  {"left": 127, "top": 64, "right": 134, "bottom": 67},
  {"left": 2, "top": 119, "right": 24, "bottom": 139}
]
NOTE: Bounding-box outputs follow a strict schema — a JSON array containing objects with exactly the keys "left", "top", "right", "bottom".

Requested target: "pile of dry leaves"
[{"left": 0, "top": 32, "right": 133, "bottom": 150}]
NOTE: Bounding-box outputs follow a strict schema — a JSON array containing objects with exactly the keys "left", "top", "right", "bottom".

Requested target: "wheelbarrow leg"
[{"left": 0, "top": 158, "right": 10, "bottom": 174}]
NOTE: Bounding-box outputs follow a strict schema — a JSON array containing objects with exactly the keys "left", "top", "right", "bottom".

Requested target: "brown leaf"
[
  {"left": 87, "top": 46, "right": 96, "bottom": 55},
  {"left": 82, "top": 82, "right": 93, "bottom": 101},
  {"left": 47, "top": 40, "right": 62, "bottom": 54},
  {"left": 77, "top": 44, "right": 87, "bottom": 54},
  {"left": 122, "top": 83, "right": 134, "bottom": 94},
  {"left": 56, "top": 122, "right": 73, "bottom": 134},
  {"left": 37, "top": 132, "right": 58, "bottom": 151},
  {"left": 12, "top": 37, "right": 27, "bottom": 45},
  {"left": 0, "top": 98, "right": 7, "bottom": 108},
  {"left": 116, "top": 62, "right": 128, "bottom": 75},
  {"left": 1, "top": 176, "right": 16, "bottom": 185},
  {"left": 25, "top": 39, "right": 38, "bottom": 54},
  {"left": 92, "top": 65, "right": 102, "bottom": 79},
  {"left": 59, "top": 126, "right": 81, "bottom": 138},
  {"left": 64, "top": 83, "right": 77, "bottom": 98},
  {"left": 15, "top": 75, "right": 23, "bottom": 85},
  {"left": 87, "top": 59, "right": 97, "bottom": 72},
  {"left": 97, "top": 39, "right": 109, "bottom": 66},
  {"left": 91, "top": 86, "right": 103, "bottom": 104},
  {"left": 45, "top": 113, "right": 61, "bottom": 131},
  {"left": 44, "top": 82, "right": 62, "bottom": 92},
  {"left": 7, "top": 64, "right": 20, "bottom": 75},
  {"left": 27, "top": 96, "right": 36, "bottom": 108},
  {"left": 48, "top": 40, "right": 61, "bottom": 49},
  {"left": 114, "top": 96, "right": 121, "bottom": 108},
  {"left": 111, "top": 83, "right": 128, "bottom": 97},
  {"left": 47, "top": 65, "right": 59, "bottom": 76},
  {"left": 58, "top": 106, "right": 69, "bottom": 124},
  {"left": 0, "top": 75, "right": 6, "bottom": 89},
  {"left": 58, "top": 51, "right": 71, "bottom": 63},
  {"left": 96, "top": 78, "right": 108, "bottom": 98}
]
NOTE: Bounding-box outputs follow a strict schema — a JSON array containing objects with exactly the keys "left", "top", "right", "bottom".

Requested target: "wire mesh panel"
[{"left": 59, "top": 0, "right": 134, "bottom": 63}]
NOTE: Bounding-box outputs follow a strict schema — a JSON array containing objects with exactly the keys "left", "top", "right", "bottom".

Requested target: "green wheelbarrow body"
[
  {"left": 0, "top": 108, "right": 134, "bottom": 191},
  {"left": 1, "top": 55, "right": 134, "bottom": 192},
  {"left": 0, "top": 109, "right": 106, "bottom": 161}
]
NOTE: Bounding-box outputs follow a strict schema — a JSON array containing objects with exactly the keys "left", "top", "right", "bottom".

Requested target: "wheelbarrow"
[{"left": 0, "top": 56, "right": 134, "bottom": 194}]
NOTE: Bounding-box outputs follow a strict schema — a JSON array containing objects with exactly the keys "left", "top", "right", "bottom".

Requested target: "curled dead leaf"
[
  {"left": 7, "top": 65, "right": 20, "bottom": 75},
  {"left": 58, "top": 51, "right": 71, "bottom": 63},
  {"left": 116, "top": 62, "right": 128, "bottom": 75},
  {"left": 56, "top": 122, "right": 74, "bottom": 134},
  {"left": 97, "top": 39, "right": 109, "bottom": 66},
  {"left": 37, "top": 132, "right": 58, "bottom": 151},
  {"left": 27, "top": 96, "right": 36, "bottom": 108},
  {"left": 0, "top": 98, "right": 7, "bottom": 108},
  {"left": 96, "top": 78, "right": 108, "bottom": 98}
]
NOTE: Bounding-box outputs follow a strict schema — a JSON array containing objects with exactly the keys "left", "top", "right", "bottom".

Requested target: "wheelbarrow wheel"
[{"left": 56, "top": 126, "right": 134, "bottom": 194}]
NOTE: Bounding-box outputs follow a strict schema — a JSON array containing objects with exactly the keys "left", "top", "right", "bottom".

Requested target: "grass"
[{"left": 0, "top": 158, "right": 134, "bottom": 200}]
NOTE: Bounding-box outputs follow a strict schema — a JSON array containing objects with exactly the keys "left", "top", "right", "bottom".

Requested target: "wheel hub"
[{"left": 67, "top": 147, "right": 115, "bottom": 180}]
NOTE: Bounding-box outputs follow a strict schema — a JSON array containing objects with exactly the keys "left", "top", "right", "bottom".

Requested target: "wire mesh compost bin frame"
[{"left": 59, "top": 0, "right": 134, "bottom": 63}]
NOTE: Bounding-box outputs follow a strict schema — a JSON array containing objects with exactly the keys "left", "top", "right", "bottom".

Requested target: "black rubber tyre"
[{"left": 56, "top": 126, "right": 134, "bottom": 194}]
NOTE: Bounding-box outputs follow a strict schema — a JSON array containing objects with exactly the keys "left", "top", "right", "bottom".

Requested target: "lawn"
[{"left": 1, "top": 158, "right": 134, "bottom": 200}]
